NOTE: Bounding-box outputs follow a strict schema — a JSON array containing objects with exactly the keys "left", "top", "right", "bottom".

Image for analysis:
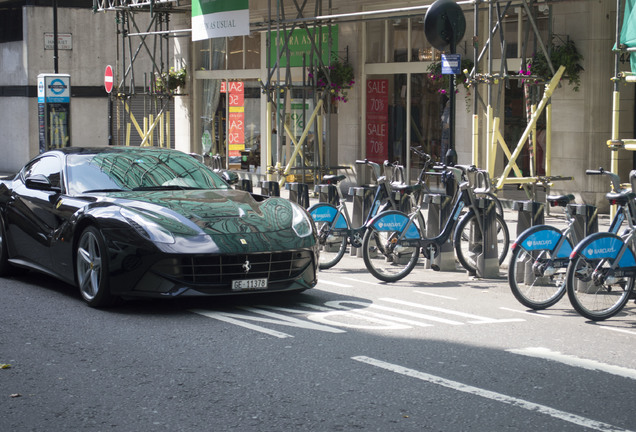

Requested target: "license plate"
[{"left": 232, "top": 278, "right": 268, "bottom": 291}]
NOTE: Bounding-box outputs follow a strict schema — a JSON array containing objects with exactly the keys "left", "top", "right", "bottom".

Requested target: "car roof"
[{"left": 47, "top": 146, "right": 183, "bottom": 157}]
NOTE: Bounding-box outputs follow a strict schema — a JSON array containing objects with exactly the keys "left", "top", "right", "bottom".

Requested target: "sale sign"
[
  {"left": 366, "top": 79, "right": 389, "bottom": 164},
  {"left": 226, "top": 81, "right": 245, "bottom": 156}
]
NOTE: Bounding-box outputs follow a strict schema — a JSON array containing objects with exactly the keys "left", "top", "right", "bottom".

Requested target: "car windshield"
[{"left": 65, "top": 150, "right": 230, "bottom": 195}]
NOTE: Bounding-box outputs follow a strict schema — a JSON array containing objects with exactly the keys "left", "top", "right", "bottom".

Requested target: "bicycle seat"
[
  {"left": 605, "top": 190, "right": 636, "bottom": 206},
  {"left": 392, "top": 183, "right": 422, "bottom": 195},
  {"left": 547, "top": 194, "right": 575, "bottom": 207},
  {"left": 321, "top": 174, "right": 346, "bottom": 185}
]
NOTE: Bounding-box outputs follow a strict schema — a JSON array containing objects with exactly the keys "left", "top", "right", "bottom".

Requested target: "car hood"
[
  {"left": 86, "top": 188, "right": 314, "bottom": 254},
  {"left": 101, "top": 188, "right": 294, "bottom": 235}
]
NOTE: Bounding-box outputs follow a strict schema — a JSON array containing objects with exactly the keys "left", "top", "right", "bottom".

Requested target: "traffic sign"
[{"left": 104, "top": 65, "right": 113, "bottom": 93}]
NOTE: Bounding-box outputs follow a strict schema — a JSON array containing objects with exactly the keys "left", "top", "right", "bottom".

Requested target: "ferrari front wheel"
[{"left": 76, "top": 226, "right": 115, "bottom": 308}]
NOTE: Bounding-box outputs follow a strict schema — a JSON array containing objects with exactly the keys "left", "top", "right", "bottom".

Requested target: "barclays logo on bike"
[
  {"left": 586, "top": 247, "right": 615, "bottom": 256},
  {"left": 525, "top": 239, "right": 553, "bottom": 248},
  {"left": 377, "top": 221, "right": 404, "bottom": 230}
]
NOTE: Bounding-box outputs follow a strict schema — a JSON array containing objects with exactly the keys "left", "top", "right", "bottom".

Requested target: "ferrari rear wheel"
[{"left": 76, "top": 226, "right": 115, "bottom": 308}]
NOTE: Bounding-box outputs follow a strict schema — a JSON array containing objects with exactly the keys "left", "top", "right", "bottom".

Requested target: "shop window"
[
  {"left": 366, "top": 20, "right": 385, "bottom": 63},
  {"left": 197, "top": 34, "right": 261, "bottom": 70},
  {"left": 388, "top": 19, "right": 409, "bottom": 63}
]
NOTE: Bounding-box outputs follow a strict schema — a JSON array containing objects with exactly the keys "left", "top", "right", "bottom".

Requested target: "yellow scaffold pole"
[
  {"left": 279, "top": 99, "right": 324, "bottom": 188},
  {"left": 496, "top": 66, "right": 565, "bottom": 189}
]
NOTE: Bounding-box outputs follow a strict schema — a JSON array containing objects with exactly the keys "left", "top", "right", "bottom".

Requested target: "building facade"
[{"left": 1, "top": 0, "right": 633, "bottom": 209}]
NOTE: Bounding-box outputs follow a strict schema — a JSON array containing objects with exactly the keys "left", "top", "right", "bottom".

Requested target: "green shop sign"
[{"left": 269, "top": 25, "right": 338, "bottom": 68}]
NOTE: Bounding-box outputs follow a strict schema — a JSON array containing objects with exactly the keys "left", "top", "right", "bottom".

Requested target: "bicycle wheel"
[
  {"left": 508, "top": 225, "right": 572, "bottom": 309},
  {"left": 362, "top": 211, "right": 421, "bottom": 282},
  {"left": 308, "top": 203, "right": 348, "bottom": 269},
  {"left": 566, "top": 232, "right": 636, "bottom": 321},
  {"left": 454, "top": 212, "right": 510, "bottom": 273}
]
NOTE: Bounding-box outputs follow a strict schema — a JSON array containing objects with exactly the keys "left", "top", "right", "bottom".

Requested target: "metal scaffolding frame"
[
  {"left": 92, "top": 0, "right": 578, "bottom": 193},
  {"left": 94, "top": 0, "right": 187, "bottom": 148}
]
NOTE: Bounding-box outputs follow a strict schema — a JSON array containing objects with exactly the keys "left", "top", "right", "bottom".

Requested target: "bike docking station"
[
  {"left": 473, "top": 196, "right": 501, "bottom": 278},
  {"left": 285, "top": 182, "right": 310, "bottom": 208},
  {"left": 348, "top": 184, "right": 375, "bottom": 257},
  {"left": 464, "top": 168, "right": 503, "bottom": 278},
  {"left": 513, "top": 200, "right": 545, "bottom": 237},
  {"left": 261, "top": 180, "right": 281, "bottom": 197},
  {"left": 422, "top": 169, "right": 457, "bottom": 272},
  {"left": 238, "top": 178, "right": 253, "bottom": 193}
]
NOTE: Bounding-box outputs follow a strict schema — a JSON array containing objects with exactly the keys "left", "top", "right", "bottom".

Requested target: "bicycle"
[
  {"left": 308, "top": 159, "right": 421, "bottom": 269},
  {"left": 508, "top": 168, "right": 624, "bottom": 310},
  {"left": 361, "top": 165, "right": 510, "bottom": 282},
  {"left": 565, "top": 170, "right": 636, "bottom": 321}
]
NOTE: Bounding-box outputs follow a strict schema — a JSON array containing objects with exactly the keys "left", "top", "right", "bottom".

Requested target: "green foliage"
[
  {"left": 311, "top": 57, "right": 355, "bottom": 103},
  {"left": 427, "top": 58, "right": 475, "bottom": 94},
  {"left": 155, "top": 67, "right": 187, "bottom": 93},
  {"left": 523, "top": 38, "right": 584, "bottom": 91}
]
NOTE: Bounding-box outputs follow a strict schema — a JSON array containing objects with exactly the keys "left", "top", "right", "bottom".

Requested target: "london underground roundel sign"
[{"left": 104, "top": 65, "right": 114, "bottom": 93}]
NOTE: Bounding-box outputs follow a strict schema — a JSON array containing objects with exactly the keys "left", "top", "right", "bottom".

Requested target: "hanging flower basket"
[
  {"left": 519, "top": 37, "right": 584, "bottom": 91},
  {"left": 426, "top": 58, "right": 474, "bottom": 95},
  {"left": 309, "top": 57, "right": 355, "bottom": 112},
  {"left": 155, "top": 67, "right": 187, "bottom": 94}
]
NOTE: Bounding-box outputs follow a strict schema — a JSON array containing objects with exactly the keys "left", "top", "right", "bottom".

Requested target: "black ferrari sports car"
[{"left": 0, "top": 147, "right": 318, "bottom": 307}]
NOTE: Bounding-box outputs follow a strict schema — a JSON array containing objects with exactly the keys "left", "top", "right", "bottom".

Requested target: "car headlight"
[
  {"left": 291, "top": 204, "right": 313, "bottom": 238},
  {"left": 120, "top": 207, "right": 175, "bottom": 244}
]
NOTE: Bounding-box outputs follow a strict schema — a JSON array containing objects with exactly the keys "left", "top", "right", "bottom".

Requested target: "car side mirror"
[{"left": 25, "top": 174, "right": 61, "bottom": 193}]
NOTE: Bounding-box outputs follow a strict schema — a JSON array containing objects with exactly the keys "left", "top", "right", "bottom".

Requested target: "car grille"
[{"left": 175, "top": 250, "right": 313, "bottom": 285}]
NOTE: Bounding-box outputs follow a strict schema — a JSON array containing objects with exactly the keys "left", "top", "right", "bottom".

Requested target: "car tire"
[
  {"left": 0, "top": 217, "right": 11, "bottom": 277},
  {"left": 76, "top": 226, "right": 116, "bottom": 308}
]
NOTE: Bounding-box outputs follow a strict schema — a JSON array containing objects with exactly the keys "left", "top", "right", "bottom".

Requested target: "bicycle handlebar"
[{"left": 586, "top": 167, "right": 622, "bottom": 192}]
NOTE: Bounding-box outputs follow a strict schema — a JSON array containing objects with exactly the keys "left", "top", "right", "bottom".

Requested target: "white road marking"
[
  {"left": 318, "top": 279, "right": 354, "bottom": 288},
  {"left": 507, "top": 347, "right": 636, "bottom": 381},
  {"left": 414, "top": 290, "right": 457, "bottom": 300},
  {"left": 499, "top": 307, "right": 553, "bottom": 318},
  {"left": 381, "top": 298, "right": 525, "bottom": 324},
  {"left": 598, "top": 326, "right": 636, "bottom": 336},
  {"left": 190, "top": 307, "right": 346, "bottom": 339},
  {"left": 340, "top": 276, "right": 394, "bottom": 287},
  {"left": 352, "top": 356, "right": 633, "bottom": 432}
]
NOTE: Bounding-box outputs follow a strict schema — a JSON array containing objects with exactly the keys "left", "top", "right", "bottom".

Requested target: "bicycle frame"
[
  {"left": 310, "top": 160, "right": 403, "bottom": 247},
  {"left": 584, "top": 201, "right": 636, "bottom": 275},
  {"left": 392, "top": 181, "right": 476, "bottom": 250}
]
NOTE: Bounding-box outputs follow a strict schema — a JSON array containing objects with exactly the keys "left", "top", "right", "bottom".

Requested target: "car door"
[{"left": 5, "top": 155, "right": 65, "bottom": 271}]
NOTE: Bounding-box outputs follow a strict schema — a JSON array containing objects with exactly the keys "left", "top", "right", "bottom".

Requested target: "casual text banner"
[{"left": 192, "top": 0, "right": 250, "bottom": 41}]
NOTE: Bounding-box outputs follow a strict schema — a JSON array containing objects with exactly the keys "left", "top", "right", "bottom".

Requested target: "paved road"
[{"left": 2, "top": 247, "right": 636, "bottom": 431}]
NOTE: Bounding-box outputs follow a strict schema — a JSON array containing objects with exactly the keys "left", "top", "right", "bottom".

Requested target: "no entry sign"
[{"left": 104, "top": 65, "right": 113, "bottom": 93}]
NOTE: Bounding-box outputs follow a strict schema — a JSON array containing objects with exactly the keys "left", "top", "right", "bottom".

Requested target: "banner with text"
[
  {"left": 224, "top": 81, "right": 245, "bottom": 156},
  {"left": 269, "top": 26, "right": 338, "bottom": 68},
  {"left": 366, "top": 79, "right": 389, "bottom": 164},
  {"left": 192, "top": 0, "right": 250, "bottom": 42}
]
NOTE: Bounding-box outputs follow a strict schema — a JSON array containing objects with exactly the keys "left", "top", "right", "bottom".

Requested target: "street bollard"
[
  {"left": 285, "top": 182, "right": 310, "bottom": 208},
  {"left": 348, "top": 186, "right": 375, "bottom": 256},
  {"left": 237, "top": 178, "right": 253, "bottom": 193},
  {"left": 261, "top": 180, "right": 280, "bottom": 197},
  {"left": 474, "top": 197, "right": 500, "bottom": 278},
  {"left": 423, "top": 193, "right": 454, "bottom": 271}
]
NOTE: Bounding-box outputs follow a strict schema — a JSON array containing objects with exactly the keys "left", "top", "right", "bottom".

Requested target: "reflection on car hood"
[{"left": 99, "top": 188, "right": 293, "bottom": 236}]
